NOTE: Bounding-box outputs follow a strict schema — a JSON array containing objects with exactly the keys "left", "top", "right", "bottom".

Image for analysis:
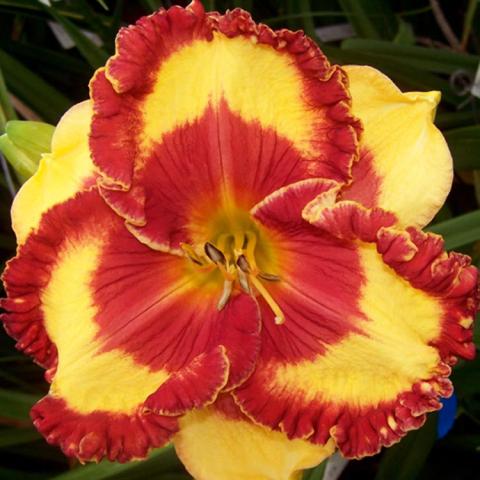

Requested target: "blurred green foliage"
[{"left": 0, "top": 1, "right": 479, "bottom": 479}]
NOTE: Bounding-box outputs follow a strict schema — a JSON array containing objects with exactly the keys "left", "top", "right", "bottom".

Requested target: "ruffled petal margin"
[
  {"left": 31, "top": 396, "right": 178, "bottom": 463},
  {"left": 174, "top": 394, "right": 335, "bottom": 480},
  {"left": 89, "top": 0, "right": 360, "bottom": 250},
  {"left": 342, "top": 65, "right": 452, "bottom": 228},
  {"left": 1, "top": 188, "right": 261, "bottom": 461},
  {"left": 233, "top": 180, "right": 477, "bottom": 459}
]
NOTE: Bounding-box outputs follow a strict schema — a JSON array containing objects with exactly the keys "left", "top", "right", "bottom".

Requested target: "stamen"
[
  {"left": 205, "top": 241, "right": 235, "bottom": 281},
  {"left": 181, "top": 243, "right": 205, "bottom": 265},
  {"left": 237, "top": 269, "right": 251, "bottom": 293},
  {"left": 258, "top": 272, "right": 281, "bottom": 282},
  {"left": 245, "top": 231, "right": 258, "bottom": 272},
  {"left": 188, "top": 229, "right": 283, "bottom": 322},
  {"left": 250, "top": 276, "right": 285, "bottom": 325},
  {"left": 204, "top": 242, "right": 226, "bottom": 265},
  {"left": 217, "top": 279, "right": 233, "bottom": 311}
]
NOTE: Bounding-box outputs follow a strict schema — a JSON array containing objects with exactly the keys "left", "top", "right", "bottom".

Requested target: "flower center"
[{"left": 181, "top": 220, "right": 285, "bottom": 324}]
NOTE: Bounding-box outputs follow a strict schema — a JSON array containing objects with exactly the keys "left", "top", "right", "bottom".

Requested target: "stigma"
[{"left": 181, "top": 231, "right": 285, "bottom": 325}]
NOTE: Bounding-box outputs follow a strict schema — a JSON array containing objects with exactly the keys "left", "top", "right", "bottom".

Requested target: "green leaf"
[
  {"left": 436, "top": 111, "right": 478, "bottom": 130},
  {"left": 461, "top": 0, "right": 479, "bottom": 48},
  {"left": 441, "top": 433, "right": 480, "bottom": 452},
  {"left": 375, "top": 414, "right": 437, "bottom": 480},
  {"left": 0, "top": 389, "right": 40, "bottom": 422},
  {"left": 303, "top": 459, "right": 327, "bottom": 479},
  {"left": 0, "top": 48, "right": 71, "bottom": 123},
  {"left": 204, "top": 0, "right": 215, "bottom": 11},
  {"left": 0, "top": 427, "right": 41, "bottom": 447},
  {"left": 339, "top": 0, "right": 396, "bottom": 39},
  {"left": 262, "top": 11, "right": 346, "bottom": 26},
  {"left": 0, "top": 467, "right": 48, "bottom": 480},
  {"left": 108, "top": 0, "right": 126, "bottom": 42},
  {"left": 322, "top": 44, "right": 459, "bottom": 106},
  {"left": 342, "top": 38, "right": 479, "bottom": 74},
  {"left": 452, "top": 354, "right": 480, "bottom": 397},
  {"left": 140, "top": 0, "right": 164, "bottom": 13},
  {"left": 443, "top": 125, "right": 480, "bottom": 176},
  {"left": 94, "top": 0, "right": 108, "bottom": 10},
  {"left": 428, "top": 210, "right": 480, "bottom": 250},
  {"left": 297, "top": 0, "right": 317, "bottom": 39},
  {"left": 0, "top": 65, "right": 16, "bottom": 131},
  {"left": 4, "top": 42, "right": 89, "bottom": 76},
  {"left": 74, "top": 0, "right": 114, "bottom": 48},
  {"left": 0, "top": 1, "right": 109, "bottom": 24},
  {"left": 474, "top": 311, "right": 480, "bottom": 346},
  {"left": 50, "top": 445, "right": 183, "bottom": 480},
  {"left": 393, "top": 19, "right": 415, "bottom": 46},
  {"left": 233, "top": 0, "right": 253, "bottom": 10},
  {"left": 40, "top": 4, "right": 109, "bottom": 69}
]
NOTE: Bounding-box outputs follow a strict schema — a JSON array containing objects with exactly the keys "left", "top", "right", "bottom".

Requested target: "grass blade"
[
  {"left": 140, "top": 0, "right": 164, "bottom": 13},
  {"left": 322, "top": 44, "right": 460, "bottom": 106},
  {"left": 41, "top": 4, "right": 109, "bottom": 69},
  {"left": 342, "top": 38, "right": 479, "bottom": 74},
  {"left": 461, "top": 0, "right": 478, "bottom": 49},
  {"left": 4, "top": 42, "right": 89, "bottom": 76},
  {"left": 375, "top": 415, "right": 437, "bottom": 480},
  {"left": 0, "top": 65, "right": 16, "bottom": 131},
  {"left": 0, "top": 428, "right": 41, "bottom": 447},
  {"left": 0, "top": 388, "right": 39, "bottom": 423},
  {"left": 445, "top": 126, "right": 480, "bottom": 170},
  {"left": 50, "top": 445, "right": 181, "bottom": 480},
  {"left": 303, "top": 459, "right": 327, "bottom": 479},
  {"left": 338, "top": 0, "right": 382, "bottom": 39},
  {"left": 234, "top": 0, "right": 253, "bottom": 10},
  {"left": 428, "top": 210, "right": 480, "bottom": 249},
  {"left": 0, "top": 48, "right": 71, "bottom": 123},
  {"left": 297, "top": 0, "right": 317, "bottom": 39},
  {"left": 436, "top": 110, "right": 478, "bottom": 130}
]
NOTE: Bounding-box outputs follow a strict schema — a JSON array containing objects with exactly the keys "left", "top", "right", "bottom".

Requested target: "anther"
[
  {"left": 258, "top": 272, "right": 281, "bottom": 282},
  {"left": 204, "top": 242, "right": 226, "bottom": 265},
  {"left": 236, "top": 254, "right": 251, "bottom": 273}
]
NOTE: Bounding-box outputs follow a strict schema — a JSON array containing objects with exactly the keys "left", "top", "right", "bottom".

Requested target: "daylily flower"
[{"left": 1, "top": 1, "right": 477, "bottom": 479}]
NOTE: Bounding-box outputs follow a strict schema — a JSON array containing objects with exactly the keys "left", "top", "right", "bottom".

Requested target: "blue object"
[{"left": 437, "top": 394, "right": 457, "bottom": 439}]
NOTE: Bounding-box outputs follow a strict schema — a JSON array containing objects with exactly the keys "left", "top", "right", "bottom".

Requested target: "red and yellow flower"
[{"left": 1, "top": 1, "right": 477, "bottom": 479}]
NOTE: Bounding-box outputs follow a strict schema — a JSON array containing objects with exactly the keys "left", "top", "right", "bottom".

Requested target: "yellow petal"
[
  {"left": 11, "top": 101, "right": 96, "bottom": 244},
  {"left": 343, "top": 65, "right": 452, "bottom": 228},
  {"left": 43, "top": 218, "right": 168, "bottom": 414},
  {"left": 174, "top": 396, "right": 334, "bottom": 480}
]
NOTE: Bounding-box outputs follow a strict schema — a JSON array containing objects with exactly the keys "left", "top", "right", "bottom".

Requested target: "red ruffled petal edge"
[
  {"left": 31, "top": 396, "right": 178, "bottom": 463},
  {"left": 307, "top": 199, "right": 477, "bottom": 365},
  {"left": 377, "top": 227, "right": 478, "bottom": 362},
  {"left": 90, "top": 0, "right": 361, "bottom": 197},
  {"left": 1, "top": 242, "right": 59, "bottom": 372},
  {"left": 144, "top": 346, "right": 229, "bottom": 415},
  {"left": 234, "top": 198, "right": 477, "bottom": 459},
  {"left": 236, "top": 363, "right": 451, "bottom": 459}
]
